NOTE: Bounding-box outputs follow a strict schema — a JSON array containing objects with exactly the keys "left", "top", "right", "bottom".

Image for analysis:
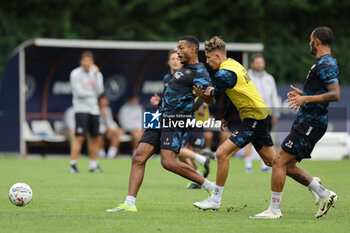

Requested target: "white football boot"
[
  {"left": 193, "top": 197, "right": 220, "bottom": 211},
  {"left": 250, "top": 209, "right": 282, "bottom": 219},
  {"left": 315, "top": 191, "right": 338, "bottom": 218}
]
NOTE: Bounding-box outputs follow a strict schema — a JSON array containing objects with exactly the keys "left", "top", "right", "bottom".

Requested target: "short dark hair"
[
  {"left": 312, "top": 27, "right": 333, "bottom": 46},
  {"left": 179, "top": 35, "right": 199, "bottom": 51},
  {"left": 99, "top": 94, "right": 107, "bottom": 99},
  {"left": 250, "top": 53, "right": 264, "bottom": 63},
  {"left": 81, "top": 50, "right": 94, "bottom": 60},
  {"left": 98, "top": 94, "right": 107, "bottom": 102}
]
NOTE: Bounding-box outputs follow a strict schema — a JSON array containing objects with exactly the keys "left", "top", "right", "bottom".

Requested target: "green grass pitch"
[{"left": 0, "top": 157, "right": 349, "bottom": 233}]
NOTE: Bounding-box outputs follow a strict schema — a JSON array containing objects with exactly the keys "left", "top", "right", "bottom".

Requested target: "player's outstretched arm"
[
  {"left": 193, "top": 86, "right": 216, "bottom": 105},
  {"left": 287, "top": 82, "right": 340, "bottom": 111}
]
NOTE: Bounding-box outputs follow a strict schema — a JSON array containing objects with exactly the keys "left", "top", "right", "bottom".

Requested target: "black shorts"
[
  {"left": 181, "top": 127, "right": 205, "bottom": 149},
  {"left": 266, "top": 115, "right": 273, "bottom": 132},
  {"left": 281, "top": 121, "right": 327, "bottom": 162},
  {"left": 139, "top": 129, "right": 162, "bottom": 153},
  {"left": 75, "top": 113, "right": 100, "bottom": 137},
  {"left": 139, "top": 128, "right": 187, "bottom": 154},
  {"left": 229, "top": 117, "right": 274, "bottom": 152}
]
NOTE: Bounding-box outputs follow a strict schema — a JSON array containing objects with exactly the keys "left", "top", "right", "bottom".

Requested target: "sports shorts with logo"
[
  {"left": 139, "top": 127, "right": 187, "bottom": 154},
  {"left": 75, "top": 113, "right": 100, "bottom": 137},
  {"left": 229, "top": 117, "right": 274, "bottom": 151},
  {"left": 281, "top": 120, "right": 326, "bottom": 162},
  {"left": 160, "top": 127, "right": 187, "bottom": 154}
]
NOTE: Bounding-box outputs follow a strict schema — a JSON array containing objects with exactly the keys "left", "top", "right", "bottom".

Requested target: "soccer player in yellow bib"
[{"left": 193, "top": 36, "right": 322, "bottom": 212}]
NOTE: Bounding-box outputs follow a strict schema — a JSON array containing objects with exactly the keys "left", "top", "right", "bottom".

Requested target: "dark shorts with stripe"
[
  {"left": 75, "top": 113, "right": 100, "bottom": 137},
  {"left": 229, "top": 116, "right": 274, "bottom": 152},
  {"left": 181, "top": 127, "right": 205, "bottom": 149},
  {"left": 281, "top": 120, "right": 327, "bottom": 162},
  {"left": 139, "top": 127, "right": 187, "bottom": 154}
]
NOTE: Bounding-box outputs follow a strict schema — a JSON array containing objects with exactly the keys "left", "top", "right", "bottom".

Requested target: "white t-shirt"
[
  {"left": 118, "top": 103, "right": 143, "bottom": 132},
  {"left": 70, "top": 66, "right": 104, "bottom": 115}
]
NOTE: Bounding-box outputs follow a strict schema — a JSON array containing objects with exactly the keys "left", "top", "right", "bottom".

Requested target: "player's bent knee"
[
  {"left": 132, "top": 148, "right": 150, "bottom": 165},
  {"left": 216, "top": 155, "right": 226, "bottom": 163},
  {"left": 215, "top": 150, "right": 229, "bottom": 162},
  {"left": 132, "top": 154, "right": 144, "bottom": 165},
  {"left": 272, "top": 153, "right": 285, "bottom": 168}
]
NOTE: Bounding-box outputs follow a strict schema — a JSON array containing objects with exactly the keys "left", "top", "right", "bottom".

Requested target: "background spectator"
[
  {"left": 62, "top": 106, "right": 75, "bottom": 146},
  {"left": 118, "top": 94, "right": 144, "bottom": 153},
  {"left": 98, "top": 95, "right": 123, "bottom": 158},
  {"left": 243, "top": 53, "right": 280, "bottom": 173}
]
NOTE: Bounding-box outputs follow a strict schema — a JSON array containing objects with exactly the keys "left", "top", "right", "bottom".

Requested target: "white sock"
[
  {"left": 70, "top": 160, "right": 77, "bottom": 166},
  {"left": 211, "top": 185, "right": 224, "bottom": 203},
  {"left": 245, "top": 156, "right": 252, "bottom": 169},
  {"left": 124, "top": 195, "right": 136, "bottom": 207},
  {"left": 202, "top": 179, "right": 215, "bottom": 193},
  {"left": 308, "top": 178, "right": 330, "bottom": 199},
  {"left": 89, "top": 159, "right": 98, "bottom": 169},
  {"left": 98, "top": 149, "right": 106, "bottom": 158},
  {"left": 107, "top": 147, "right": 118, "bottom": 158},
  {"left": 195, "top": 153, "right": 206, "bottom": 165},
  {"left": 269, "top": 191, "right": 282, "bottom": 214}
]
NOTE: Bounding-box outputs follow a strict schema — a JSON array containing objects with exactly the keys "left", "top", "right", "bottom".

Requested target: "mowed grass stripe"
[{"left": 0, "top": 158, "right": 349, "bottom": 233}]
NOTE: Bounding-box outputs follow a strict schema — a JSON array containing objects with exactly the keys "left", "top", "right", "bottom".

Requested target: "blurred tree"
[{"left": 0, "top": 0, "right": 349, "bottom": 84}]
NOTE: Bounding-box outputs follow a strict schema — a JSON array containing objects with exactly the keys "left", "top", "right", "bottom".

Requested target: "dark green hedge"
[{"left": 1, "top": 0, "right": 348, "bottom": 83}]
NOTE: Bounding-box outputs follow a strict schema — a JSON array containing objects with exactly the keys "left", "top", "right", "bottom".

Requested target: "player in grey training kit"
[{"left": 69, "top": 51, "right": 104, "bottom": 173}]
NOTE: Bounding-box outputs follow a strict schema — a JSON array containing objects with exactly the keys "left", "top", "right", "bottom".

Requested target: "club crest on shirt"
[{"left": 173, "top": 71, "right": 184, "bottom": 79}]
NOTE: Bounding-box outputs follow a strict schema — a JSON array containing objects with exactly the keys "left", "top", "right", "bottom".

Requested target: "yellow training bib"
[{"left": 219, "top": 58, "right": 271, "bottom": 120}]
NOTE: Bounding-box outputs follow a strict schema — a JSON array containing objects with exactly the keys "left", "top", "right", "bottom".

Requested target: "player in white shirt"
[{"left": 69, "top": 51, "right": 104, "bottom": 173}]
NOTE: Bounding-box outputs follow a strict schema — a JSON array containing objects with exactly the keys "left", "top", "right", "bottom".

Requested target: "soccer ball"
[{"left": 8, "top": 183, "right": 33, "bottom": 207}]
